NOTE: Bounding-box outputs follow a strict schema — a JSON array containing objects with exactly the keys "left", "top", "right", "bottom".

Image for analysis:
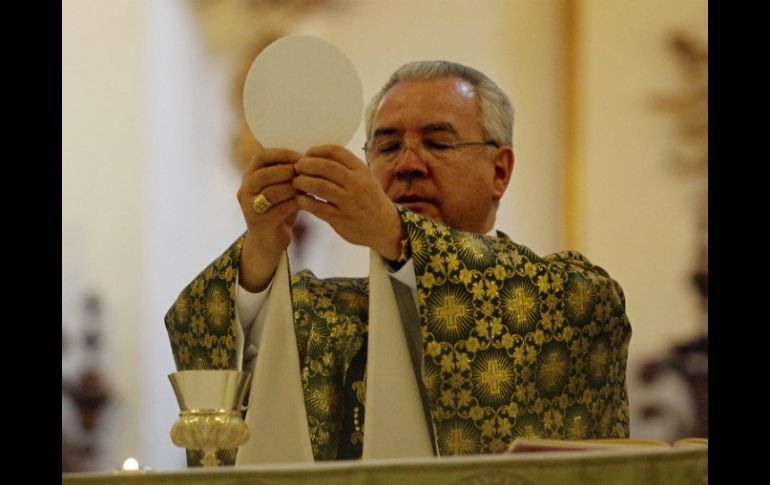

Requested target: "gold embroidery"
[
  {"left": 436, "top": 296, "right": 466, "bottom": 331},
  {"left": 513, "top": 414, "right": 545, "bottom": 439},
  {"left": 473, "top": 354, "right": 514, "bottom": 406},
  {"left": 479, "top": 360, "right": 510, "bottom": 396},
  {"left": 537, "top": 351, "right": 569, "bottom": 392},
  {"left": 307, "top": 383, "right": 338, "bottom": 419},
  {"left": 442, "top": 423, "right": 479, "bottom": 455},
  {"left": 204, "top": 286, "right": 230, "bottom": 329},
  {"left": 352, "top": 379, "right": 366, "bottom": 406},
  {"left": 566, "top": 410, "right": 590, "bottom": 439},
  {"left": 174, "top": 293, "right": 190, "bottom": 323},
  {"left": 351, "top": 406, "right": 363, "bottom": 444},
  {"left": 502, "top": 284, "right": 538, "bottom": 332},
  {"left": 589, "top": 340, "right": 610, "bottom": 382},
  {"left": 566, "top": 279, "right": 594, "bottom": 318},
  {"left": 427, "top": 288, "right": 474, "bottom": 340},
  {"left": 403, "top": 206, "right": 631, "bottom": 452},
  {"left": 165, "top": 206, "right": 631, "bottom": 461},
  {"left": 292, "top": 286, "right": 311, "bottom": 306}
]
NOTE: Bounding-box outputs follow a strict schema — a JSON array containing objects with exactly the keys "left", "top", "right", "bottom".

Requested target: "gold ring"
[{"left": 252, "top": 193, "right": 274, "bottom": 214}]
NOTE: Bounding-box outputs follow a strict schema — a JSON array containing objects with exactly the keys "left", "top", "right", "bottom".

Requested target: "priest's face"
[{"left": 367, "top": 77, "right": 513, "bottom": 234}]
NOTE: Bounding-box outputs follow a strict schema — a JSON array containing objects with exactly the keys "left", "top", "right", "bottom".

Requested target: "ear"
[{"left": 491, "top": 146, "right": 514, "bottom": 201}]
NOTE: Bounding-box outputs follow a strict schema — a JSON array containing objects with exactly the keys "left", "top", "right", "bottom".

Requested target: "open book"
[{"left": 506, "top": 437, "right": 708, "bottom": 453}]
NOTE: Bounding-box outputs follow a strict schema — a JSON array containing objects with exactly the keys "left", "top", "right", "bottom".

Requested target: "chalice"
[{"left": 168, "top": 370, "right": 251, "bottom": 467}]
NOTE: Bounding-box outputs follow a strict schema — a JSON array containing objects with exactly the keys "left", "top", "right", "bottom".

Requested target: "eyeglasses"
[{"left": 363, "top": 136, "right": 498, "bottom": 164}]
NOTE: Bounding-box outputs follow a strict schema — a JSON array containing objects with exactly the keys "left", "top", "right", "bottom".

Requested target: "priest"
[{"left": 165, "top": 60, "right": 632, "bottom": 465}]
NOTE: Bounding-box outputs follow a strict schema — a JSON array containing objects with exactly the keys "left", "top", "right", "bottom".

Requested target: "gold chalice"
[{"left": 168, "top": 370, "right": 251, "bottom": 467}]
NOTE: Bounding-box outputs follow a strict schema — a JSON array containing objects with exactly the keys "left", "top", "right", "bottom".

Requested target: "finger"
[
  {"left": 295, "top": 156, "right": 351, "bottom": 187},
  {"left": 292, "top": 174, "right": 345, "bottom": 205},
  {"left": 245, "top": 148, "right": 302, "bottom": 173},
  {"left": 268, "top": 197, "right": 300, "bottom": 223},
  {"left": 257, "top": 182, "right": 296, "bottom": 206},
  {"left": 305, "top": 145, "right": 365, "bottom": 171},
  {"left": 241, "top": 164, "right": 296, "bottom": 194},
  {"left": 245, "top": 195, "right": 299, "bottom": 223},
  {"left": 297, "top": 194, "right": 338, "bottom": 222}
]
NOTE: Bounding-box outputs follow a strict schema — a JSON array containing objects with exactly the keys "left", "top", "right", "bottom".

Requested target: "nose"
[{"left": 394, "top": 140, "right": 428, "bottom": 181}]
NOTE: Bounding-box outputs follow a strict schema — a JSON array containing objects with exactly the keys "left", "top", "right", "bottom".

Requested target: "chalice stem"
[{"left": 202, "top": 448, "right": 221, "bottom": 467}]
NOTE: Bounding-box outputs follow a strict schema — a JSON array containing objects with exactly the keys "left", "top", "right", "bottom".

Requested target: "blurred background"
[{"left": 62, "top": 0, "right": 707, "bottom": 472}]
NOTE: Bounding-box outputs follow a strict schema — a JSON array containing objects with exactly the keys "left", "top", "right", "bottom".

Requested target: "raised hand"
[
  {"left": 236, "top": 142, "right": 301, "bottom": 291},
  {"left": 293, "top": 145, "right": 405, "bottom": 261}
]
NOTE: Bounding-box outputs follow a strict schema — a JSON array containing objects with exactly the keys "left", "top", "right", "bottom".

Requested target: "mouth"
[
  {"left": 395, "top": 195, "right": 438, "bottom": 213},
  {"left": 396, "top": 195, "right": 434, "bottom": 204}
]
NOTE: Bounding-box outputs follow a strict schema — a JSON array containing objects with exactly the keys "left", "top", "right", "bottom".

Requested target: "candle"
[{"left": 121, "top": 457, "right": 140, "bottom": 472}]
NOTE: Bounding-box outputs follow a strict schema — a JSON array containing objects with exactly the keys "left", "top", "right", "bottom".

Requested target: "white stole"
[
  {"left": 236, "top": 250, "right": 433, "bottom": 464},
  {"left": 236, "top": 253, "right": 314, "bottom": 464},
  {"left": 362, "top": 250, "right": 434, "bottom": 459}
]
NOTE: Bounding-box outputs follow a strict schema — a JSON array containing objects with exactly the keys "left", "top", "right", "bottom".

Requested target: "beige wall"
[
  {"left": 62, "top": 0, "right": 144, "bottom": 469},
  {"left": 580, "top": 0, "right": 707, "bottom": 360}
]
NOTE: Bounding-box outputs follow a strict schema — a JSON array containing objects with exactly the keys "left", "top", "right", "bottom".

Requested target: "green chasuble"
[{"left": 165, "top": 207, "right": 631, "bottom": 464}]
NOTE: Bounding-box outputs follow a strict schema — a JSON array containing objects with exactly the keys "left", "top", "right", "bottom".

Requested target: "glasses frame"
[{"left": 362, "top": 138, "right": 499, "bottom": 164}]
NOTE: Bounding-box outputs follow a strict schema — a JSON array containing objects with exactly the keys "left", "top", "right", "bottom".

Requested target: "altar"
[{"left": 63, "top": 445, "right": 707, "bottom": 485}]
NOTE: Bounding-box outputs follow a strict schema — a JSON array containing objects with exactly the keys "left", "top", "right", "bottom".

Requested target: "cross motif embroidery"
[
  {"left": 446, "top": 428, "right": 474, "bottom": 455},
  {"left": 436, "top": 296, "right": 465, "bottom": 330},
  {"left": 507, "top": 287, "right": 535, "bottom": 324},
  {"left": 479, "top": 360, "right": 509, "bottom": 395},
  {"left": 568, "top": 281, "right": 593, "bottom": 316}
]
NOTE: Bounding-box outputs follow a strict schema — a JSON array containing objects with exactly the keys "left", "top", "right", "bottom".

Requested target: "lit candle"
[{"left": 121, "top": 457, "right": 140, "bottom": 472}]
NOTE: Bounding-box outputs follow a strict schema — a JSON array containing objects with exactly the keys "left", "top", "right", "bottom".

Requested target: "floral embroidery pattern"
[{"left": 166, "top": 208, "right": 631, "bottom": 463}]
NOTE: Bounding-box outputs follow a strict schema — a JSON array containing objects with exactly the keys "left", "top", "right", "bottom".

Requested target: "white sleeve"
[{"left": 234, "top": 274, "right": 272, "bottom": 368}]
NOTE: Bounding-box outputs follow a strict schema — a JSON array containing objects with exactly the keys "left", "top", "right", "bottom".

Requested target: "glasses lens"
[{"left": 367, "top": 138, "right": 493, "bottom": 164}]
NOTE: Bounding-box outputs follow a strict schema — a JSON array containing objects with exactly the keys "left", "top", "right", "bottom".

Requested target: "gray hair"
[{"left": 364, "top": 60, "right": 514, "bottom": 147}]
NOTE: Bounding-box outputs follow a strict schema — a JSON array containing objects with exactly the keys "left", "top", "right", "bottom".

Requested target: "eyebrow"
[
  {"left": 421, "top": 122, "right": 458, "bottom": 136},
  {"left": 371, "top": 122, "right": 459, "bottom": 140},
  {"left": 371, "top": 127, "right": 399, "bottom": 140}
]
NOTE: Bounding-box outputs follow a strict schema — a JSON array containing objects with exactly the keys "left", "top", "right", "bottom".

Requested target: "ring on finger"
[{"left": 252, "top": 192, "right": 274, "bottom": 214}]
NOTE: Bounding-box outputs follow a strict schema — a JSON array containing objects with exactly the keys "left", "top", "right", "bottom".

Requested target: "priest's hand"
[
  {"left": 236, "top": 142, "right": 301, "bottom": 292},
  {"left": 293, "top": 145, "right": 405, "bottom": 260}
]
